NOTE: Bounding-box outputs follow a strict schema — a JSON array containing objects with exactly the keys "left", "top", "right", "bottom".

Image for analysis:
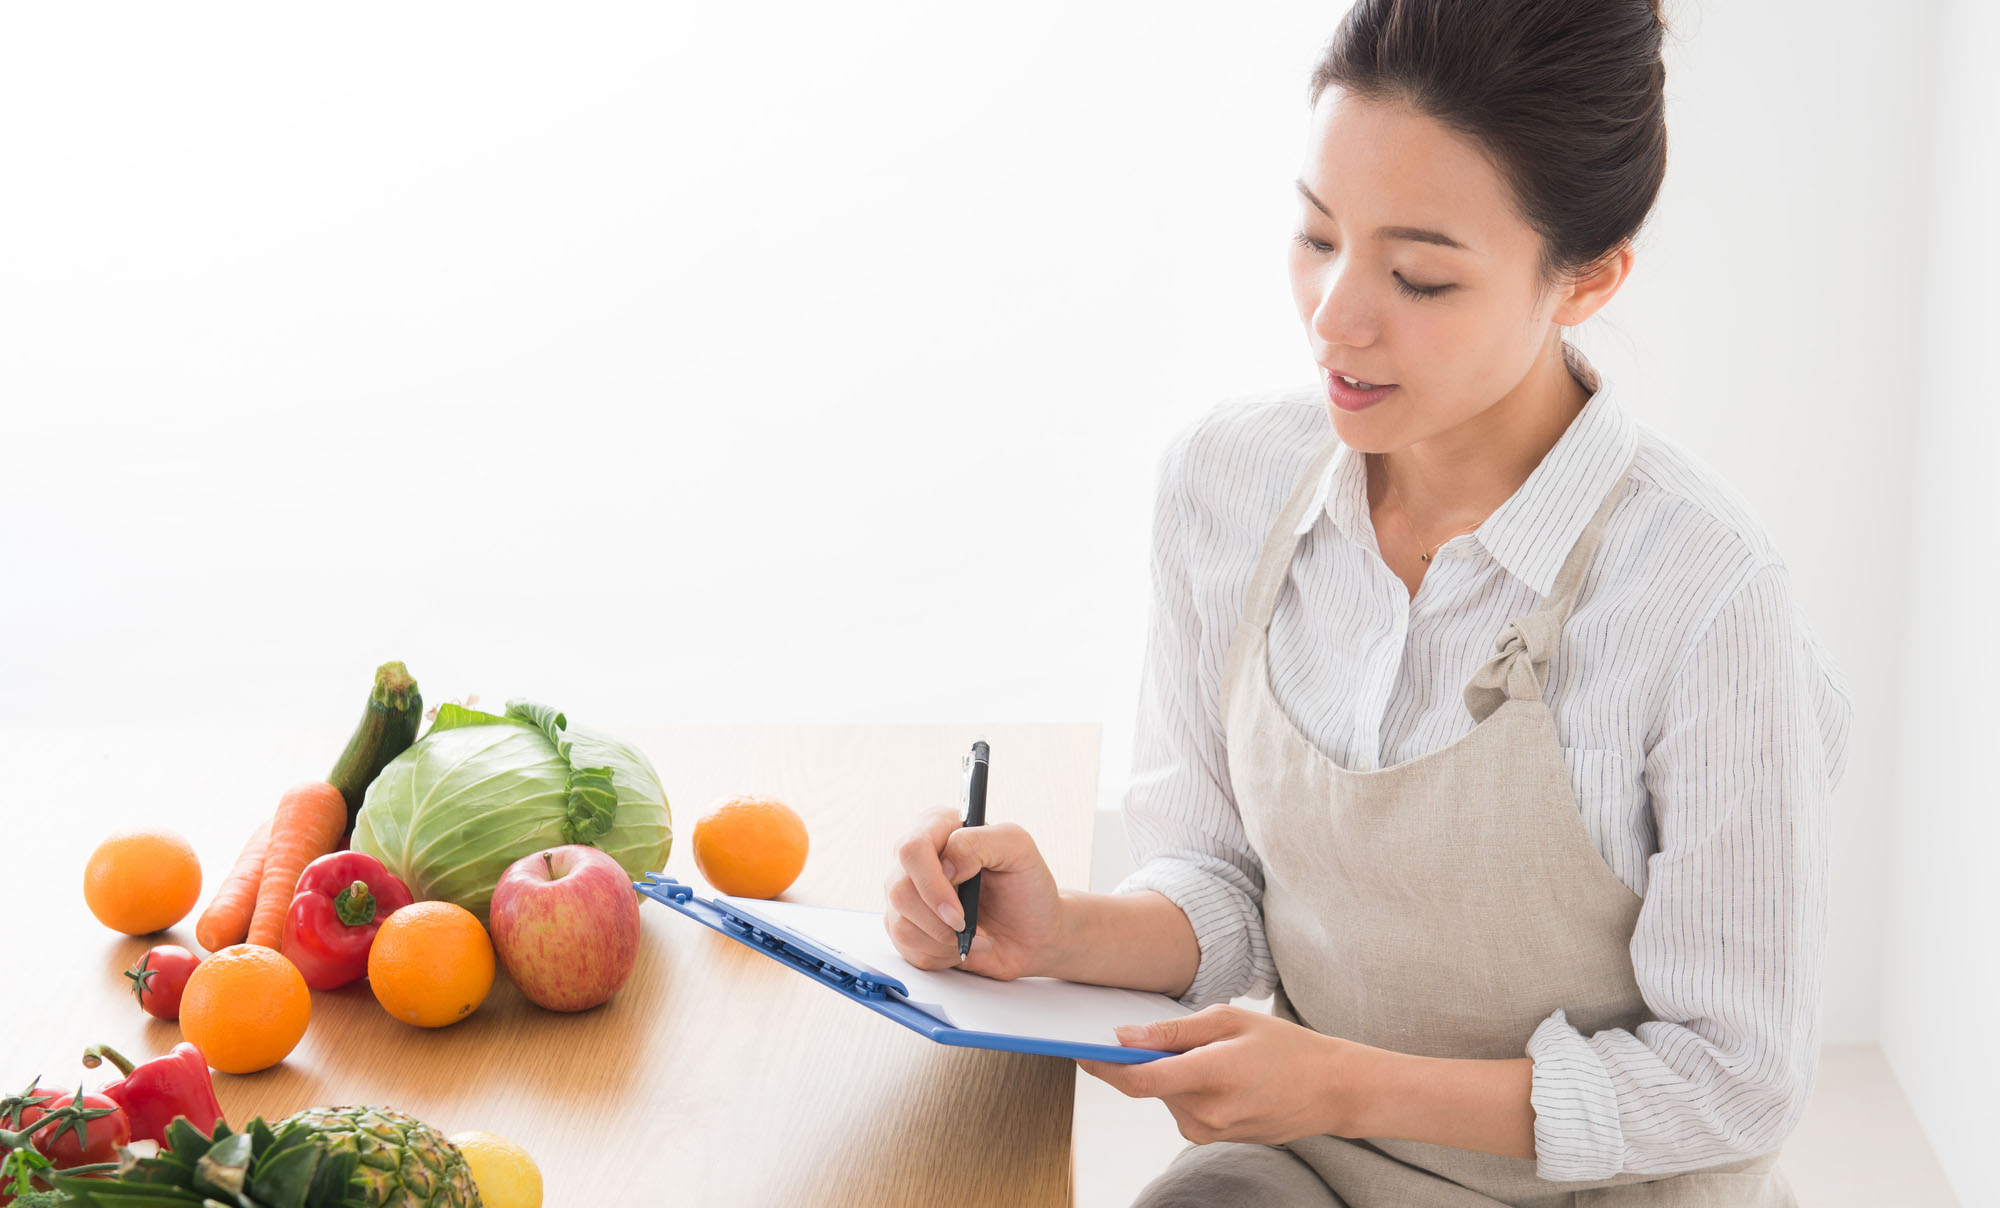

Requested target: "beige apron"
[{"left": 1201, "top": 434, "right": 1791, "bottom": 1207}]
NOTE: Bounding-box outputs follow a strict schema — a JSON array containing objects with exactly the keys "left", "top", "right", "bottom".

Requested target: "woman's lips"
[{"left": 1328, "top": 373, "right": 1396, "bottom": 412}]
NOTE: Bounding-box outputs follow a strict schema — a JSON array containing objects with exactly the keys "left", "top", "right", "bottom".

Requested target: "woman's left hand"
[{"left": 1076, "top": 1004, "right": 1357, "bottom": 1146}]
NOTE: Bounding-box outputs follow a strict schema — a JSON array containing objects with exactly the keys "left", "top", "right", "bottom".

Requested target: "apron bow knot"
[{"left": 1461, "top": 610, "right": 1561, "bottom": 721}]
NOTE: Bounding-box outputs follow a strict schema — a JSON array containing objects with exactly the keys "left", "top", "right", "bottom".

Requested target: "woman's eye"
[
  {"left": 1296, "top": 230, "right": 1456, "bottom": 300},
  {"left": 1393, "top": 274, "right": 1451, "bottom": 300}
]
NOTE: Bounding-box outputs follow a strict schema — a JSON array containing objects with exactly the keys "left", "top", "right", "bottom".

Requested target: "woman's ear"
[{"left": 1551, "top": 242, "right": 1635, "bottom": 328}]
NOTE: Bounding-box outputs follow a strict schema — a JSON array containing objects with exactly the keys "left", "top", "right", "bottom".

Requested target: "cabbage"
[{"left": 351, "top": 699, "right": 672, "bottom": 923}]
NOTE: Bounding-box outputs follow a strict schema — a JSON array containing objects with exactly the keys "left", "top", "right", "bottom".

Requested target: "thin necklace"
[{"left": 1380, "top": 457, "right": 1491, "bottom": 564}]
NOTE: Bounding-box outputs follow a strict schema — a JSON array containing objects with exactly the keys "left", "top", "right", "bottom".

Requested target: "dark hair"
[{"left": 1308, "top": 0, "right": 1671, "bottom": 290}]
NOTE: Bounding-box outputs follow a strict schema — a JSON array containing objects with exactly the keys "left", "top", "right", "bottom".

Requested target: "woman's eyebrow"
[{"left": 1293, "top": 179, "right": 1472, "bottom": 252}]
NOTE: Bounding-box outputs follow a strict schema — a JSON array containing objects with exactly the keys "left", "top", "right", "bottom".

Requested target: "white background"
[{"left": 3, "top": 3, "right": 1991, "bottom": 1200}]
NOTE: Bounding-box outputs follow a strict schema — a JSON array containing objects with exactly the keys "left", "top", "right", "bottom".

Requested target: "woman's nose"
[{"left": 1309, "top": 266, "right": 1380, "bottom": 350}]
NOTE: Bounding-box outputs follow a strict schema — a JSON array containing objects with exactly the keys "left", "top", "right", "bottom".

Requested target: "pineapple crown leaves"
[{"left": 50, "top": 1115, "right": 370, "bottom": 1208}]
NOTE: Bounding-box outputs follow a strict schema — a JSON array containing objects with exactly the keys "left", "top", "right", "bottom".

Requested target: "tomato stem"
[{"left": 124, "top": 956, "right": 159, "bottom": 1007}]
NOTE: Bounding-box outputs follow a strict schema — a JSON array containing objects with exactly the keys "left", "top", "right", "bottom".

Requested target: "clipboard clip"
[{"left": 634, "top": 874, "right": 909, "bottom": 1001}]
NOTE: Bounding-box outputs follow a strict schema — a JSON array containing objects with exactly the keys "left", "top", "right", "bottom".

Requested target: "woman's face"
[{"left": 1287, "top": 87, "right": 1611, "bottom": 453}]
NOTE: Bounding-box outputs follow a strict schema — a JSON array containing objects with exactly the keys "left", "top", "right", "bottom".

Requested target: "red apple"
[{"left": 490, "top": 844, "right": 641, "bottom": 1012}]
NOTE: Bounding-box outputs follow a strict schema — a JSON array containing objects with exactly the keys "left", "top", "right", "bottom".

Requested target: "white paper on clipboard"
[{"left": 719, "top": 895, "right": 1196, "bottom": 1049}]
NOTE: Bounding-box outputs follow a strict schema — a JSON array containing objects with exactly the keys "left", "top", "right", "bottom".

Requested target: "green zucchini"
[{"left": 327, "top": 660, "right": 423, "bottom": 841}]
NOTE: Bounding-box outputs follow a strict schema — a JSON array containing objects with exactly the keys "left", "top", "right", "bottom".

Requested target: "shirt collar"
[{"left": 1292, "top": 345, "right": 1639, "bottom": 599}]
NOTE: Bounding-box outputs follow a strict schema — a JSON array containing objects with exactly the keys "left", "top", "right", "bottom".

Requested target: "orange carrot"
[
  {"left": 196, "top": 814, "right": 272, "bottom": 953},
  {"left": 245, "top": 781, "right": 349, "bottom": 949}
]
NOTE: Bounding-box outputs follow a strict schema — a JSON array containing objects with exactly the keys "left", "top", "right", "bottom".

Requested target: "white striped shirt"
[{"left": 1111, "top": 358, "right": 1855, "bottom": 1181}]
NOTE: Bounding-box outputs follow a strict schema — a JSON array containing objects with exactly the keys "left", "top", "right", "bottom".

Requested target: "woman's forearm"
[
  {"left": 1042, "top": 890, "right": 1539, "bottom": 1161},
  {"left": 1337, "top": 1044, "right": 1538, "bottom": 1160},
  {"left": 1039, "top": 888, "right": 1201, "bottom": 997}
]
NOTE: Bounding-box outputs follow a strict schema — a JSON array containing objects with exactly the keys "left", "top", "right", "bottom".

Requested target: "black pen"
[{"left": 956, "top": 739, "right": 989, "bottom": 960}]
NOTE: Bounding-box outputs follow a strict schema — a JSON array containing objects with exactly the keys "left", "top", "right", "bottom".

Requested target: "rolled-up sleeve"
[
  {"left": 1528, "top": 559, "right": 1855, "bottom": 1179},
  {"left": 1111, "top": 425, "right": 1277, "bottom": 1010}
]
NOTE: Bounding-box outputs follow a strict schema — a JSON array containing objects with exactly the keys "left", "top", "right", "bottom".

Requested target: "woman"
[{"left": 882, "top": 1, "right": 1853, "bottom": 1204}]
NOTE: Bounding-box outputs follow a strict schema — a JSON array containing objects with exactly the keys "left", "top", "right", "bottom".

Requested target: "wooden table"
[{"left": 0, "top": 721, "right": 1100, "bottom": 1206}]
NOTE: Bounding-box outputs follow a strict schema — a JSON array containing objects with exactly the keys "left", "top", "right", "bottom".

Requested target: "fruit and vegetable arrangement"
[
  {"left": 33, "top": 1106, "right": 490, "bottom": 1207},
  {"left": 26, "top": 658, "right": 815, "bottom": 1206},
  {"left": 349, "top": 698, "right": 673, "bottom": 925}
]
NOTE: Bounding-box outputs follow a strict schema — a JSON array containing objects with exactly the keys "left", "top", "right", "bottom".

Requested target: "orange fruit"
[
  {"left": 179, "top": 944, "right": 311, "bottom": 1074},
  {"left": 368, "top": 901, "right": 495, "bottom": 1028},
  {"left": 692, "top": 794, "right": 810, "bottom": 899},
  {"left": 83, "top": 828, "right": 203, "bottom": 936}
]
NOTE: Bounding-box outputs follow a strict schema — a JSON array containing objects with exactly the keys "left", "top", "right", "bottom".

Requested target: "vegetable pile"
[
  {"left": 352, "top": 700, "right": 672, "bottom": 924},
  {"left": 0, "top": 1043, "right": 226, "bottom": 1203},
  {"left": 47, "top": 657, "right": 687, "bottom": 1207},
  {"left": 43, "top": 1105, "right": 482, "bottom": 1208},
  {"left": 2, "top": 1081, "right": 127, "bottom": 1201},
  {"left": 198, "top": 663, "right": 424, "bottom": 956},
  {"left": 4, "top": 1050, "right": 494, "bottom": 1206},
  {"left": 79, "top": 1045, "right": 224, "bottom": 1152}
]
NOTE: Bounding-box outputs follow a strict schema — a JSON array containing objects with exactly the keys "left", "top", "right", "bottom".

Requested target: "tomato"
[
  {"left": 17, "top": 1090, "right": 129, "bottom": 1168},
  {"left": 0, "top": 1084, "right": 60, "bottom": 1132},
  {"left": 0, "top": 1084, "right": 62, "bottom": 1198},
  {"left": 126, "top": 945, "right": 200, "bottom": 1020}
]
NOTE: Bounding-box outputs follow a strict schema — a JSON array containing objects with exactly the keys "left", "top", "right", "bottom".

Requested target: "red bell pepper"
[
  {"left": 79, "top": 1043, "right": 223, "bottom": 1149},
  {"left": 279, "top": 850, "right": 414, "bottom": 990}
]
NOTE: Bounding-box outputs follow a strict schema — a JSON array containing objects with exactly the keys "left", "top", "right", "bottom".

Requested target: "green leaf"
[
  {"left": 160, "top": 1119, "right": 214, "bottom": 1169},
  {"left": 244, "top": 1137, "right": 320, "bottom": 1208},
  {"left": 506, "top": 700, "right": 619, "bottom": 844},
  {"left": 49, "top": 1167, "right": 208, "bottom": 1203},
  {"left": 191, "top": 1132, "right": 252, "bottom": 1199},
  {"left": 303, "top": 1150, "right": 358, "bottom": 1206},
  {"left": 47, "top": 1122, "right": 294, "bottom": 1208},
  {"left": 247, "top": 1119, "right": 276, "bottom": 1164},
  {"left": 3, "top": 1142, "right": 55, "bottom": 1195},
  {"left": 560, "top": 764, "right": 618, "bottom": 844},
  {"left": 425, "top": 703, "right": 523, "bottom": 735}
]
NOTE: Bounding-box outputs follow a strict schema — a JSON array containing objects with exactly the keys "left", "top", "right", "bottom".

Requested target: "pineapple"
[
  {"left": 51, "top": 1114, "right": 372, "bottom": 1207},
  {"left": 50, "top": 1107, "right": 483, "bottom": 1208},
  {"left": 277, "top": 1107, "right": 482, "bottom": 1208}
]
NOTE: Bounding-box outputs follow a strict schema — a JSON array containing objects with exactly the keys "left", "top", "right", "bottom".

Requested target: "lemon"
[{"left": 448, "top": 1130, "right": 543, "bottom": 1208}]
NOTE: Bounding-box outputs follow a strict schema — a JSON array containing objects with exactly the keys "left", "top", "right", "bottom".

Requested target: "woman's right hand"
[{"left": 883, "top": 805, "right": 1067, "bottom": 980}]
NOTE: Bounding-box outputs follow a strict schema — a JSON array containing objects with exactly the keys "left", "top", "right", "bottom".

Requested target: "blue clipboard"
[{"left": 634, "top": 873, "right": 1173, "bottom": 1064}]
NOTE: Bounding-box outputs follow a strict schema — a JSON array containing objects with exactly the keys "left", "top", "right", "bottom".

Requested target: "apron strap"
[
  {"left": 1462, "top": 456, "right": 1636, "bottom": 721},
  {"left": 1241, "top": 436, "right": 1346, "bottom": 633},
  {"left": 1237, "top": 417, "right": 1636, "bottom": 721}
]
